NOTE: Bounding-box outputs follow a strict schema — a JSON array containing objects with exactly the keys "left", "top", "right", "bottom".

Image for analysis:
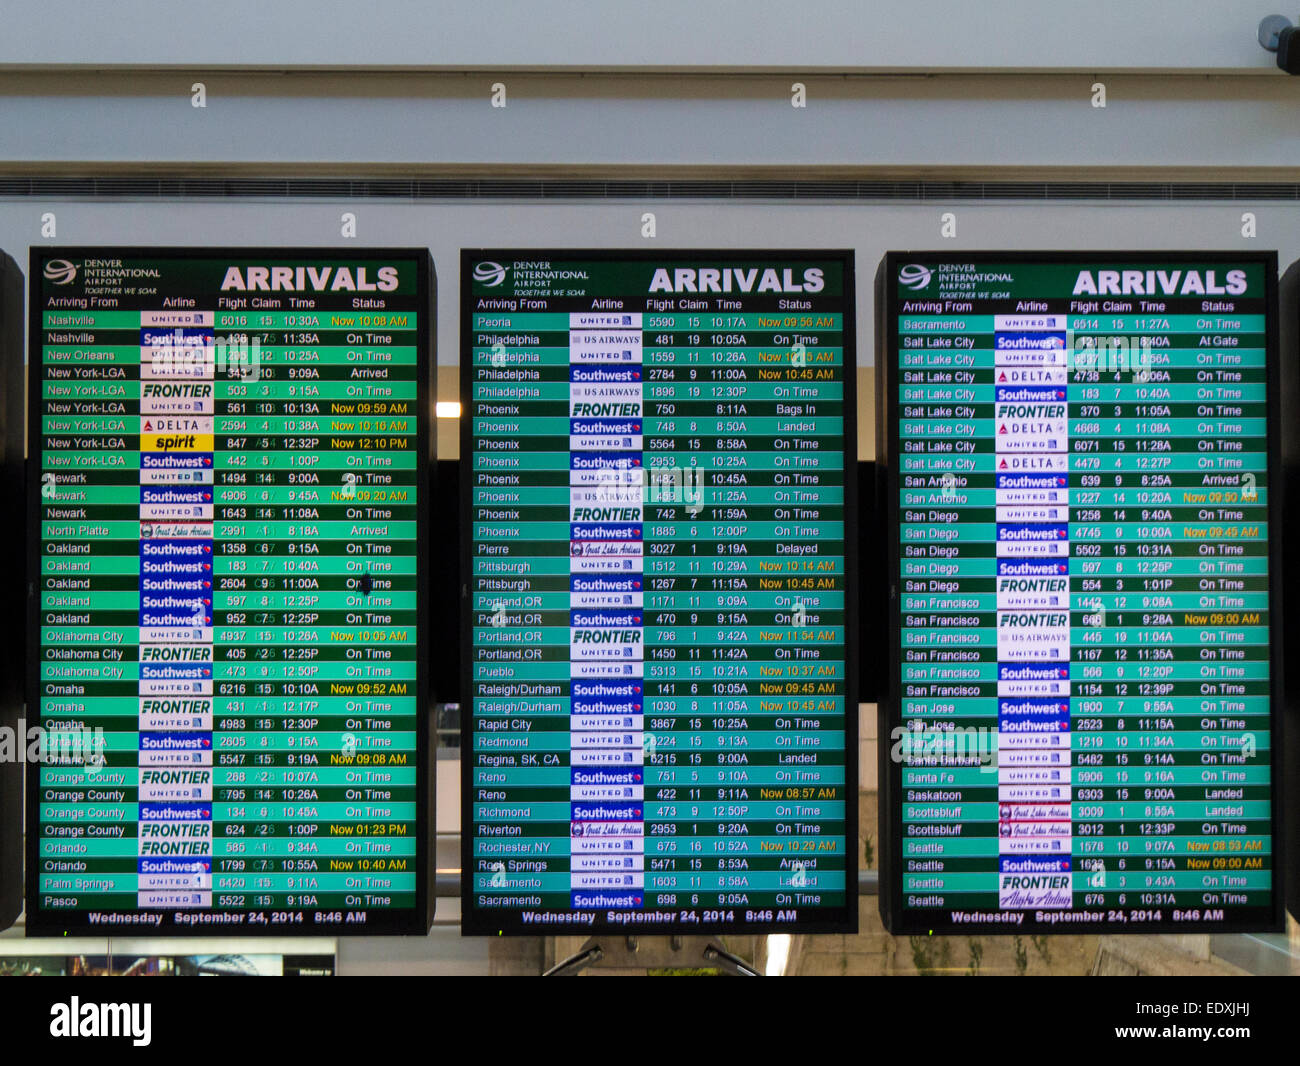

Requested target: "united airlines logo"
[
  {"left": 473, "top": 261, "right": 507, "bottom": 287},
  {"left": 44, "top": 259, "right": 78, "bottom": 285},
  {"left": 898, "top": 264, "right": 932, "bottom": 291}
]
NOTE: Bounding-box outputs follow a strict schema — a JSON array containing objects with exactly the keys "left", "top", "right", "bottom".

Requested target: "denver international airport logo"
[
  {"left": 44, "top": 259, "right": 78, "bottom": 285},
  {"left": 473, "top": 260, "right": 507, "bottom": 287},
  {"left": 898, "top": 263, "right": 932, "bottom": 291}
]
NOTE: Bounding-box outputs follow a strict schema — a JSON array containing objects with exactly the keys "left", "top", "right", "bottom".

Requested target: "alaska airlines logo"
[
  {"left": 44, "top": 259, "right": 78, "bottom": 285},
  {"left": 474, "top": 261, "right": 507, "bottom": 287},
  {"left": 898, "top": 264, "right": 932, "bottom": 291}
]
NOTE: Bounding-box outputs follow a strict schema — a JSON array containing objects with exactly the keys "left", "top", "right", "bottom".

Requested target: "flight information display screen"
[
  {"left": 462, "top": 249, "right": 857, "bottom": 935},
  {"left": 876, "top": 251, "right": 1283, "bottom": 935},
  {"left": 27, "top": 247, "right": 434, "bottom": 935}
]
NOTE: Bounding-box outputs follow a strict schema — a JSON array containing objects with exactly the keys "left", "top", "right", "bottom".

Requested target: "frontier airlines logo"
[
  {"left": 898, "top": 264, "right": 932, "bottom": 291},
  {"left": 473, "top": 261, "right": 507, "bottom": 287},
  {"left": 43, "top": 259, "right": 78, "bottom": 285}
]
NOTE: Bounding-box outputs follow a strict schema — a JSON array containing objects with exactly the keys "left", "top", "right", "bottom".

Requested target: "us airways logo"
[
  {"left": 898, "top": 264, "right": 932, "bottom": 291},
  {"left": 44, "top": 259, "right": 78, "bottom": 285},
  {"left": 50, "top": 997, "right": 151, "bottom": 1046},
  {"left": 473, "top": 261, "right": 508, "bottom": 287}
]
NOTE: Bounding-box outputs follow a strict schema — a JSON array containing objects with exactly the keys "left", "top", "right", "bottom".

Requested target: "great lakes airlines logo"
[
  {"left": 473, "top": 261, "right": 507, "bottom": 287},
  {"left": 44, "top": 259, "right": 78, "bottom": 285},
  {"left": 898, "top": 263, "right": 932, "bottom": 291}
]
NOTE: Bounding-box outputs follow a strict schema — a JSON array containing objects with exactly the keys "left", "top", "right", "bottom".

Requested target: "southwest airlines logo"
[
  {"left": 474, "top": 261, "right": 507, "bottom": 287},
  {"left": 44, "top": 259, "right": 78, "bottom": 285},
  {"left": 898, "top": 264, "right": 932, "bottom": 291}
]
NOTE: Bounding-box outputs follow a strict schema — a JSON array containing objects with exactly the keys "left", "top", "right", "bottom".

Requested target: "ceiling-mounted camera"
[{"left": 1260, "top": 15, "right": 1300, "bottom": 73}]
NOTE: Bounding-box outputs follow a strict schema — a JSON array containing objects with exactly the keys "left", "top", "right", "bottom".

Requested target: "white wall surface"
[
  {"left": 0, "top": 1, "right": 1289, "bottom": 73},
  {"left": 2, "top": 70, "right": 1298, "bottom": 174}
]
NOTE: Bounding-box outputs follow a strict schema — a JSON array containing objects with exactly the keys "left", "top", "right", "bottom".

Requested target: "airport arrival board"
[
  {"left": 463, "top": 250, "right": 857, "bottom": 935},
  {"left": 27, "top": 248, "right": 434, "bottom": 934},
  {"left": 877, "top": 252, "right": 1283, "bottom": 935}
]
